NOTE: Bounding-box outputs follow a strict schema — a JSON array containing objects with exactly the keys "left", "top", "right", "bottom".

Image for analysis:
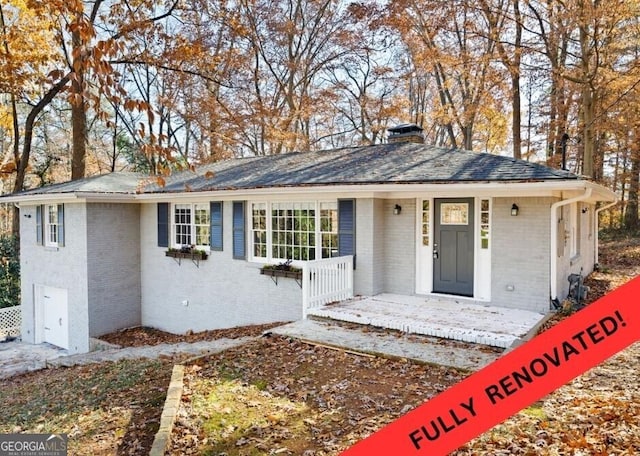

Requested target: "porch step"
[{"left": 271, "top": 319, "right": 502, "bottom": 371}]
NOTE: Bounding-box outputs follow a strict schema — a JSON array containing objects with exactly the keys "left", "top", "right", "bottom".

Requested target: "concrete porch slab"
[
  {"left": 271, "top": 319, "right": 502, "bottom": 371},
  {"left": 307, "top": 293, "right": 546, "bottom": 348}
]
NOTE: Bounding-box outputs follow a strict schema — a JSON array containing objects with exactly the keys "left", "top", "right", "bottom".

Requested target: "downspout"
[
  {"left": 550, "top": 187, "right": 592, "bottom": 303},
  {"left": 594, "top": 201, "right": 618, "bottom": 265}
]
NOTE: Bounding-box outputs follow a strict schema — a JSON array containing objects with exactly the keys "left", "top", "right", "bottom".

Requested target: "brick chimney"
[{"left": 387, "top": 124, "right": 425, "bottom": 144}]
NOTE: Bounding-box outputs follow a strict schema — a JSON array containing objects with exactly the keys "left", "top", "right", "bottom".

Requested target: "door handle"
[
  {"left": 433, "top": 250, "right": 439, "bottom": 259},
  {"left": 59, "top": 318, "right": 63, "bottom": 326},
  {"left": 44, "top": 327, "right": 50, "bottom": 330}
]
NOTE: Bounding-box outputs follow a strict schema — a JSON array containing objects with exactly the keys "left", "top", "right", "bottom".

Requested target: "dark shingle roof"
[
  {"left": 148, "top": 142, "right": 577, "bottom": 193},
  {"left": 7, "top": 172, "right": 143, "bottom": 196},
  {"left": 4, "top": 143, "right": 578, "bottom": 198}
]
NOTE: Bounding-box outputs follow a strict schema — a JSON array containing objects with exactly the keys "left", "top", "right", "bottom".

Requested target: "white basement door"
[{"left": 42, "top": 286, "right": 69, "bottom": 350}]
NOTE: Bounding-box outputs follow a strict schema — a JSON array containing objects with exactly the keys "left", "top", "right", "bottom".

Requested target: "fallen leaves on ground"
[
  {"left": 168, "top": 235, "right": 639, "bottom": 455},
  {"left": 99, "top": 322, "right": 287, "bottom": 347},
  {"left": 452, "top": 342, "right": 640, "bottom": 455},
  {"left": 0, "top": 359, "right": 172, "bottom": 455},
  {"left": 168, "top": 338, "right": 468, "bottom": 455}
]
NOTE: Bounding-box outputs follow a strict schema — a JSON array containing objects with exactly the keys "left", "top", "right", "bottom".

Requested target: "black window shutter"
[
  {"left": 157, "top": 202, "right": 169, "bottom": 247},
  {"left": 210, "top": 201, "right": 223, "bottom": 251},
  {"left": 36, "top": 205, "right": 43, "bottom": 245},
  {"left": 57, "top": 204, "right": 65, "bottom": 246},
  {"left": 232, "top": 201, "right": 246, "bottom": 259},
  {"left": 338, "top": 199, "right": 356, "bottom": 268}
]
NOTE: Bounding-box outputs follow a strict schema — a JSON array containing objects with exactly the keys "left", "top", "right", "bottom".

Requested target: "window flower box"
[
  {"left": 260, "top": 263, "right": 303, "bottom": 286},
  {"left": 166, "top": 247, "right": 208, "bottom": 266}
]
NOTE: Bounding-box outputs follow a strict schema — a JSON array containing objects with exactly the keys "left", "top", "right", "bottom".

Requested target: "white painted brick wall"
[
  {"left": 353, "top": 198, "right": 376, "bottom": 296},
  {"left": 87, "top": 203, "right": 141, "bottom": 336},
  {"left": 383, "top": 199, "right": 416, "bottom": 294},
  {"left": 19, "top": 203, "right": 90, "bottom": 354},
  {"left": 555, "top": 202, "right": 596, "bottom": 299},
  {"left": 140, "top": 202, "right": 302, "bottom": 334},
  {"left": 491, "top": 197, "right": 552, "bottom": 313}
]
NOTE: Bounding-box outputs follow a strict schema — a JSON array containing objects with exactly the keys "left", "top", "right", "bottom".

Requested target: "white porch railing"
[
  {"left": 302, "top": 255, "right": 353, "bottom": 318},
  {"left": 0, "top": 305, "right": 21, "bottom": 337}
]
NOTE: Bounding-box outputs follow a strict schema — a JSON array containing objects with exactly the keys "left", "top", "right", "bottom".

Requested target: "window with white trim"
[
  {"left": 250, "top": 201, "right": 338, "bottom": 262},
  {"left": 421, "top": 200, "right": 430, "bottom": 246},
  {"left": 252, "top": 203, "right": 267, "bottom": 258},
  {"left": 480, "top": 199, "right": 490, "bottom": 249},
  {"left": 45, "top": 204, "right": 59, "bottom": 247},
  {"left": 320, "top": 202, "right": 338, "bottom": 258},
  {"left": 172, "top": 203, "right": 210, "bottom": 248}
]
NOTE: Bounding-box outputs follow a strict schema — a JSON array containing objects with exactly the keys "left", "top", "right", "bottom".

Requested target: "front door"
[
  {"left": 42, "top": 286, "right": 69, "bottom": 350},
  {"left": 433, "top": 198, "right": 474, "bottom": 296}
]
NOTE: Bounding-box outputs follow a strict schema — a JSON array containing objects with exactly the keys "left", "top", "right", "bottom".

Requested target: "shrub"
[{"left": 0, "top": 235, "right": 20, "bottom": 308}]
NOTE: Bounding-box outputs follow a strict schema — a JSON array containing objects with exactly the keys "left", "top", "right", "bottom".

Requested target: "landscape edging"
[{"left": 149, "top": 364, "right": 185, "bottom": 456}]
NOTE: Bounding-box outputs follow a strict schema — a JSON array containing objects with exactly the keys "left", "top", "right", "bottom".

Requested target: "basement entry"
[{"left": 36, "top": 285, "right": 69, "bottom": 350}]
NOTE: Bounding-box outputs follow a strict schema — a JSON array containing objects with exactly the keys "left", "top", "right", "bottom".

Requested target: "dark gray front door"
[{"left": 433, "top": 198, "right": 474, "bottom": 296}]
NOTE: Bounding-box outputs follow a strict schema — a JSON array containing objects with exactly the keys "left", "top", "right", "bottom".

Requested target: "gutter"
[
  {"left": 594, "top": 200, "right": 618, "bottom": 265},
  {"left": 549, "top": 187, "right": 592, "bottom": 302}
]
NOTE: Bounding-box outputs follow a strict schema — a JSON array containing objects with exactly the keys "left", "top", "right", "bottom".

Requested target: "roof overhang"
[
  {"left": 135, "top": 179, "right": 617, "bottom": 202},
  {"left": 3, "top": 192, "right": 138, "bottom": 205},
  {"left": 3, "top": 179, "right": 617, "bottom": 205}
]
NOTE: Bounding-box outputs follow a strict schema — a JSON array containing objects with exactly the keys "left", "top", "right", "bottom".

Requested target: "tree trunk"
[
  {"left": 511, "top": 73, "right": 522, "bottom": 159},
  {"left": 624, "top": 127, "right": 640, "bottom": 230},
  {"left": 581, "top": 84, "right": 595, "bottom": 178},
  {"left": 71, "top": 29, "right": 87, "bottom": 180}
]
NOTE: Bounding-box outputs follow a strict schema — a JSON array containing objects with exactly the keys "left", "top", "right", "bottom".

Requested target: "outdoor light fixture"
[
  {"left": 511, "top": 203, "right": 519, "bottom": 216},
  {"left": 394, "top": 204, "right": 402, "bottom": 215}
]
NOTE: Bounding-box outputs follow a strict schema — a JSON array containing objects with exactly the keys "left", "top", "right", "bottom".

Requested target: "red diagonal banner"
[{"left": 341, "top": 276, "right": 640, "bottom": 456}]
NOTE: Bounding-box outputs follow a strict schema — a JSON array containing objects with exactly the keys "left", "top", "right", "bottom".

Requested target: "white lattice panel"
[{"left": 0, "top": 305, "right": 21, "bottom": 337}]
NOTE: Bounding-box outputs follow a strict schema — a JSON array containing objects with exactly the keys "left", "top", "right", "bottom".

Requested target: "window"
[
  {"left": 480, "top": 199, "right": 490, "bottom": 249},
  {"left": 251, "top": 203, "right": 267, "bottom": 258},
  {"left": 46, "top": 205, "right": 59, "bottom": 246},
  {"left": 272, "top": 202, "right": 316, "bottom": 261},
  {"left": 320, "top": 202, "right": 338, "bottom": 258},
  {"left": 37, "top": 204, "right": 64, "bottom": 247},
  {"left": 422, "top": 200, "right": 430, "bottom": 246},
  {"left": 440, "top": 203, "right": 469, "bottom": 225},
  {"left": 250, "top": 201, "right": 339, "bottom": 262},
  {"left": 172, "top": 203, "right": 210, "bottom": 248}
]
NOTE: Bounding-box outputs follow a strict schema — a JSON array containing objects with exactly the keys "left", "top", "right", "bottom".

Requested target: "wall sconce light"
[
  {"left": 511, "top": 203, "right": 519, "bottom": 216},
  {"left": 394, "top": 204, "right": 402, "bottom": 215}
]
